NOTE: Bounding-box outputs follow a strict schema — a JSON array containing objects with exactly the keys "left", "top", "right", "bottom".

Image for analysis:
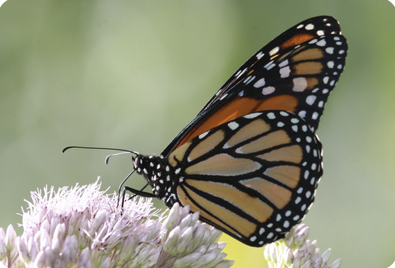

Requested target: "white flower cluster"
[
  {"left": 0, "top": 180, "right": 234, "bottom": 268},
  {"left": 264, "top": 224, "right": 341, "bottom": 268}
]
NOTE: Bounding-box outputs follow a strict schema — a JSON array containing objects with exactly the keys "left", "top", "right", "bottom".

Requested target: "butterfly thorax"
[{"left": 134, "top": 154, "right": 178, "bottom": 207}]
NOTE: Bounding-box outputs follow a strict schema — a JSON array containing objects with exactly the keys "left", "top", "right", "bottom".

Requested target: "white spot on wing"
[
  {"left": 311, "top": 163, "right": 317, "bottom": 170},
  {"left": 228, "top": 121, "right": 239, "bottom": 130},
  {"left": 292, "top": 77, "right": 308, "bottom": 92},
  {"left": 267, "top": 112, "right": 276, "bottom": 119},
  {"left": 305, "top": 23, "right": 314, "bottom": 30},
  {"left": 279, "top": 60, "right": 288, "bottom": 68},
  {"left": 262, "top": 86, "right": 275, "bottom": 95},
  {"left": 256, "top": 51, "right": 265, "bottom": 59},
  {"left": 238, "top": 68, "right": 248, "bottom": 77},
  {"left": 244, "top": 112, "right": 261, "bottom": 119},
  {"left": 269, "top": 46, "right": 279, "bottom": 56},
  {"left": 316, "top": 39, "right": 326, "bottom": 47},
  {"left": 244, "top": 75, "right": 256, "bottom": 85},
  {"left": 323, "top": 76, "right": 329, "bottom": 84},
  {"left": 199, "top": 131, "right": 209, "bottom": 139},
  {"left": 253, "top": 78, "right": 265, "bottom": 88},
  {"left": 326, "top": 47, "right": 334, "bottom": 54},
  {"left": 265, "top": 62, "right": 276, "bottom": 70},
  {"left": 298, "top": 110, "right": 306, "bottom": 118},
  {"left": 306, "top": 95, "right": 317, "bottom": 105},
  {"left": 219, "top": 93, "right": 228, "bottom": 100},
  {"left": 280, "top": 66, "right": 291, "bottom": 78},
  {"left": 310, "top": 177, "right": 315, "bottom": 185},
  {"left": 223, "top": 143, "right": 230, "bottom": 149},
  {"left": 297, "top": 187, "right": 303, "bottom": 194}
]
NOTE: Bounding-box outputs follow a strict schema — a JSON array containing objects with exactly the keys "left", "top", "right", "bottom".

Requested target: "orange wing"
[
  {"left": 131, "top": 16, "right": 347, "bottom": 247},
  {"left": 161, "top": 16, "right": 347, "bottom": 156},
  {"left": 165, "top": 110, "right": 322, "bottom": 246}
]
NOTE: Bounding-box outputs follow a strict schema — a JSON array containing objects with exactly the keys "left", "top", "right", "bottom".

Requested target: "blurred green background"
[{"left": 1, "top": 0, "right": 394, "bottom": 267}]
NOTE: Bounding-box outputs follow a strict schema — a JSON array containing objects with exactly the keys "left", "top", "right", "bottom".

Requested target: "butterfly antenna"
[
  {"left": 105, "top": 152, "right": 135, "bottom": 164},
  {"left": 62, "top": 146, "right": 140, "bottom": 155},
  {"left": 62, "top": 146, "right": 141, "bottom": 164}
]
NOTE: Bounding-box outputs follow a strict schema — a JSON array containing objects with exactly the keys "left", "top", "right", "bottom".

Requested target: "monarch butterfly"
[{"left": 65, "top": 16, "right": 347, "bottom": 247}]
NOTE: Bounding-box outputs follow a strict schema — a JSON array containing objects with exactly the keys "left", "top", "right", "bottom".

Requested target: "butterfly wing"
[
  {"left": 132, "top": 16, "right": 347, "bottom": 247},
  {"left": 166, "top": 110, "right": 322, "bottom": 246},
  {"left": 162, "top": 16, "right": 347, "bottom": 157}
]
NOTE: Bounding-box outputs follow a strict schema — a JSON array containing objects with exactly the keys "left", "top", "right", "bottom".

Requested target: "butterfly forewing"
[
  {"left": 164, "top": 110, "right": 322, "bottom": 247},
  {"left": 161, "top": 16, "right": 347, "bottom": 156}
]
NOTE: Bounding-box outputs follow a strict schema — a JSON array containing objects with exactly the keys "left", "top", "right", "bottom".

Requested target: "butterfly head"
[{"left": 134, "top": 154, "right": 179, "bottom": 206}]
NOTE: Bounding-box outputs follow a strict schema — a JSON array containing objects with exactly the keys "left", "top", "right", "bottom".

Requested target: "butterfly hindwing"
[{"left": 164, "top": 110, "right": 322, "bottom": 246}]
